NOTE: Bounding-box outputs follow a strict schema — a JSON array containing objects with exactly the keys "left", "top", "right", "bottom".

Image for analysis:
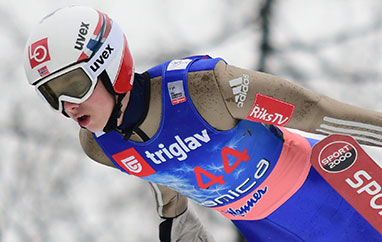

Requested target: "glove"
[{"left": 159, "top": 208, "right": 216, "bottom": 242}]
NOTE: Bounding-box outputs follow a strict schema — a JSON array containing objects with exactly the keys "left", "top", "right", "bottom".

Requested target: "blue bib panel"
[
  {"left": 94, "top": 55, "right": 284, "bottom": 210},
  {"left": 93, "top": 56, "right": 381, "bottom": 240}
]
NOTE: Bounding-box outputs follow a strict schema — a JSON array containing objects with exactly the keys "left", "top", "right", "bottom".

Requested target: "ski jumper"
[{"left": 94, "top": 56, "right": 381, "bottom": 241}]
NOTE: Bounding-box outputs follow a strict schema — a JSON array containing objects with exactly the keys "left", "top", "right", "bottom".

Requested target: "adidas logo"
[{"left": 229, "top": 74, "right": 249, "bottom": 108}]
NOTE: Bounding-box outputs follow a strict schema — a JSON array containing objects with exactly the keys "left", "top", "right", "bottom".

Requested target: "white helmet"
[{"left": 24, "top": 6, "right": 134, "bottom": 112}]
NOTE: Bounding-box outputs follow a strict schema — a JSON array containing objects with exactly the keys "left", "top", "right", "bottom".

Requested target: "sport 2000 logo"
[
  {"left": 29, "top": 38, "right": 51, "bottom": 69},
  {"left": 318, "top": 141, "right": 357, "bottom": 173}
]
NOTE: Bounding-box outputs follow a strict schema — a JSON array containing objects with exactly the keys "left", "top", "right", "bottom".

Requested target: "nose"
[{"left": 63, "top": 101, "right": 80, "bottom": 114}]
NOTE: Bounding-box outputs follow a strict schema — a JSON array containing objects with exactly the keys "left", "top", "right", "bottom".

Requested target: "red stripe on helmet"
[
  {"left": 113, "top": 36, "right": 134, "bottom": 94},
  {"left": 93, "top": 10, "right": 104, "bottom": 35},
  {"left": 77, "top": 51, "right": 89, "bottom": 62},
  {"left": 103, "top": 14, "right": 112, "bottom": 39}
]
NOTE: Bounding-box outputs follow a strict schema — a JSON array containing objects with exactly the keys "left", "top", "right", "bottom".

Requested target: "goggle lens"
[{"left": 37, "top": 68, "right": 93, "bottom": 110}]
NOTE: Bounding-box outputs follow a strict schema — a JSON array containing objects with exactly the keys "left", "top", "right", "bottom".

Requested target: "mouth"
[{"left": 77, "top": 115, "right": 90, "bottom": 127}]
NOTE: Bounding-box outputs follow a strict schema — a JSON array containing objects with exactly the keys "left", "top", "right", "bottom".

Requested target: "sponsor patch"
[
  {"left": 145, "top": 129, "right": 211, "bottom": 164},
  {"left": 112, "top": 148, "right": 156, "bottom": 177},
  {"left": 311, "top": 134, "right": 382, "bottom": 233},
  {"left": 28, "top": 38, "right": 51, "bottom": 69},
  {"left": 168, "top": 80, "right": 186, "bottom": 105},
  {"left": 229, "top": 74, "right": 249, "bottom": 108},
  {"left": 246, "top": 94, "right": 295, "bottom": 126},
  {"left": 318, "top": 141, "right": 357, "bottom": 173},
  {"left": 221, "top": 186, "right": 268, "bottom": 217},
  {"left": 167, "top": 59, "right": 192, "bottom": 71}
]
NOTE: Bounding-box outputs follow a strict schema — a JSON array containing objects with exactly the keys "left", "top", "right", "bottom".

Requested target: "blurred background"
[{"left": 0, "top": 0, "right": 381, "bottom": 241}]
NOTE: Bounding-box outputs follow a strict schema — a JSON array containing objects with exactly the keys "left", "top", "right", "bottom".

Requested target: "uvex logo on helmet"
[
  {"left": 89, "top": 44, "right": 114, "bottom": 72},
  {"left": 28, "top": 38, "right": 51, "bottom": 69},
  {"left": 74, "top": 22, "right": 90, "bottom": 51}
]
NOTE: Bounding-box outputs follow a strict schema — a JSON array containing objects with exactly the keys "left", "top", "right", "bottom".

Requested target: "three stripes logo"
[
  {"left": 316, "top": 117, "right": 382, "bottom": 147},
  {"left": 229, "top": 74, "right": 250, "bottom": 108}
]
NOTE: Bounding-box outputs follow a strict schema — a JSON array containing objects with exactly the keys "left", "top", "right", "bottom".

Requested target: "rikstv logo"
[{"left": 246, "top": 94, "right": 295, "bottom": 126}]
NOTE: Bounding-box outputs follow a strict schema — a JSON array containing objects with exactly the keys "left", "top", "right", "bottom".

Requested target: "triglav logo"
[
  {"left": 120, "top": 156, "right": 143, "bottom": 173},
  {"left": 145, "top": 129, "right": 211, "bottom": 164},
  {"left": 29, "top": 38, "right": 51, "bottom": 69},
  {"left": 112, "top": 148, "right": 156, "bottom": 177},
  {"left": 229, "top": 74, "right": 249, "bottom": 108}
]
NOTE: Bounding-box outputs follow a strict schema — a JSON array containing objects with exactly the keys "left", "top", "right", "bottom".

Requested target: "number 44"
[{"left": 194, "top": 147, "right": 250, "bottom": 189}]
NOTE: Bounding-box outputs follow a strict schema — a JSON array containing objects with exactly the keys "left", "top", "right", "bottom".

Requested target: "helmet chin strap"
[
  {"left": 99, "top": 71, "right": 126, "bottom": 133},
  {"left": 103, "top": 93, "right": 125, "bottom": 133}
]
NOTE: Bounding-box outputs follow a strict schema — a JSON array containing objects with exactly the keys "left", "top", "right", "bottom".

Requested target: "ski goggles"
[{"left": 34, "top": 22, "right": 124, "bottom": 113}]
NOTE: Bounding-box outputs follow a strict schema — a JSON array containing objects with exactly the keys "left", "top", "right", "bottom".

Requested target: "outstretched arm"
[{"left": 212, "top": 61, "right": 382, "bottom": 147}]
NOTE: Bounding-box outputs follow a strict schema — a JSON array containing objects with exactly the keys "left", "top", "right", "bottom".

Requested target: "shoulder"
[
  {"left": 79, "top": 128, "right": 115, "bottom": 167},
  {"left": 143, "top": 56, "right": 245, "bottom": 130},
  {"left": 186, "top": 58, "right": 238, "bottom": 130}
]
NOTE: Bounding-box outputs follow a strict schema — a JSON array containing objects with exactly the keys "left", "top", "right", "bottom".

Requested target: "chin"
[
  {"left": 88, "top": 127, "right": 102, "bottom": 133},
  {"left": 84, "top": 123, "right": 101, "bottom": 133},
  {"left": 88, "top": 121, "right": 109, "bottom": 133}
]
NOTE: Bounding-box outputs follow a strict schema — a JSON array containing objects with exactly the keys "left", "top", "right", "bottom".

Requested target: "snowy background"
[{"left": 0, "top": 0, "right": 381, "bottom": 242}]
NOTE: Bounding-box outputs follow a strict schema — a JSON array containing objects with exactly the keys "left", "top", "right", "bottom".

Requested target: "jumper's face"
[{"left": 64, "top": 80, "right": 114, "bottom": 132}]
